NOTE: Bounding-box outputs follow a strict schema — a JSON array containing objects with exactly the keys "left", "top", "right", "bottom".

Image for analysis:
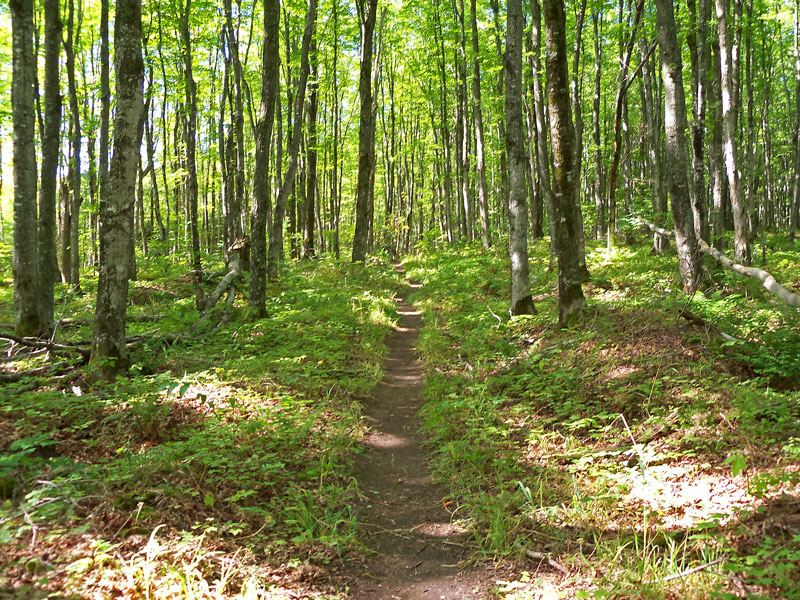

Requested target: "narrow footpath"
[{"left": 342, "top": 277, "right": 494, "bottom": 599}]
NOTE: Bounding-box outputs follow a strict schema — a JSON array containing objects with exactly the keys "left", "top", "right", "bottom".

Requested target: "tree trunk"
[
  {"left": 543, "top": 0, "right": 585, "bottom": 323},
  {"left": 471, "top": 0, "right": 491, "bottom": 249},
  {"left": 249, "top": 0, "right": 280, "bottom": 316},
  {"left": 606, "top": 0, "right": 645, "bottom": 250},
  {"left": 570, "top": 0, "right": 589, "bottom": 281},
  {"left": 592, "top": 13, "right": 605, "bottom": 241},
  {"left": 352, "top": 0, "right": 379, "bottom": 262},
  {"left": 640, "top": 37, "right": 669, "bottom": 254},
  {"left": 304, "top": 41, "right": 319, "bottom": 259},
  {"left": 688, "top": 0, "right": 710, "bottom": 243},
  {"left": 182, "top": 0, "right": 201, "bottom": 270},
  {"left": 530, "top": 0, "right": 557, "bottom": 269},
  {"left": 225, "top": 0, "right": 247, "bottom": 246},
  {"left": 37, "top": 0, "right": 61, "bottom": 334},
  {"left": 655, "top": 0, "right": 702, "bottom": 291},
  {"left": 268, "top": 0, "right": 317, "bottom": 279},
  {"left": 91, "top": 0, "right": 144, "bottom": 379},
  {"left": 715, "top": 0, "right": 750, "bottom": 263},
  {"left": 11, "top": 0, "right": 43, "bottom": 337},
  {"left": 506, "top": 0, "right": 535, "bottom": 315}
]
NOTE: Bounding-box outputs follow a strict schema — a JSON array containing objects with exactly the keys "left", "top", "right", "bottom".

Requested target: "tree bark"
[
  {"left": 38, "top": 0, "right": 62, "bottom": 334},
  {"left": 11, "top": 0, "right": 43, "bottom": 337},
  {"left": 506, "top": 0, "right": 535, "bottom": 315},
  {"left": 530, "top": 0, "right": 557, "bottom": 268},
  {"left": 688, "top": 0, "right": 710, "bottom": 243},
  {"left": 63, "top": 0, "right": 83, "bottom": 289},
  {"left": 249, "top": 0, "right": 280, "bottom": 316},
  {"left": 543, "top": 0, "right": 585, "bottom": 323},
  {"left": 91, "top": 0, "right": 144, "bottom": 379},
  {"left": 268, "top": 0, "right": 317, "bottom": 279},
  {"left": 304, "top": 40, "right": 319, "bottom": 259},
  {"left": 715, "top": 0, "right": 750, "bottom": 263},
  {"left": 592, "top": 13, "right": 605, "bottom": 241},
  {"left": 640, "top": 37, "right": 669, "bottom": 254},
  {"left": 352, "top": 0, "right": 379, "bottom": 262},
  {"left": 182, "top": 0, "right": 202, "bottom": 271},
  {"left": 655, "top": 0, "right": 702, "bottom": 291},
  {"left": 470, "top": 0, "right": 491, "bottom": 249}
]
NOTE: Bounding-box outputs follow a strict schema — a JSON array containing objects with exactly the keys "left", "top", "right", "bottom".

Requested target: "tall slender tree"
[
  {"left": 655, "top": 0, "right": 702, "bottom": 291},
  {"left": 543, "top": 0, "right": 585, "bottom": 323},
  {"left": 506, "top": 0, "right": 536, "bottom": 315},
  {"left": 249, "top": 0, "right": 280, "bottom": 315},
  {"left": 182, "top": 0, "right": 201, "bottom": 270},
  {"left": 10, "top": 0, "right": 42, "bottom": 336},
  {"left": 715, "top": 0, "right": 750, "bottom": 263},
  {"left": 470, "top": 0, "right": 491, "bottom": 249},
  {"left": 268, "top": 0, "right": 317, "bottom": 279},
  {"left": 38, "top": 0, "right": 62, "bottom": 334},
  {"left": 352, "top": 0, "right": 379, "bottom": 262},
  {"left": 91, "top": 0, "right": 145, "bottom": 379}
]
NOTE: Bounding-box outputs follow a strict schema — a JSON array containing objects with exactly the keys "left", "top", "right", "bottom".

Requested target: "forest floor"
[{"left": 1, "top": 235, "right": 800, "bottom": 599}]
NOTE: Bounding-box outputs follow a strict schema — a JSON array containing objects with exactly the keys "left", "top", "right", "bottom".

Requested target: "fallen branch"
[
  {"left": 635, "top": 216, "right": 674, "bottom": 240},
  {"left": 636, "top": 217, "right": 800, "bottom": 309},
  {"left": 649, "top": 557, "right": 726, "bottom": 584},
  {"left": 0, "top": 333, "right": 91, "bottom": 359},
  {"left": 55, "top": 314, "right": 167, "bottom": 327},
  {"left": 679, "top": 309, "right": 738, "bottom": 342},
  {"left": 698, "top": 239, "right": 800, "bottom": 308},
  {"left": 525, "top": 550, "right": 569, "bottom": 575},
  {"left": 0, "top": 361, "right": 80, "bottom": 383}
]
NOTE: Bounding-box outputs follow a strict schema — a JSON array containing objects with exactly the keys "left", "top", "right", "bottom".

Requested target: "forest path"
[{"left": 339, "top": 268, "right": 495, "bottom": 599}]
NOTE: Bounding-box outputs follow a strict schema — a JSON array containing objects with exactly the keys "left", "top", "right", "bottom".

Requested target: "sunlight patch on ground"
[{"left": 619, "top": 460, "right": 800, "bottom": 532}]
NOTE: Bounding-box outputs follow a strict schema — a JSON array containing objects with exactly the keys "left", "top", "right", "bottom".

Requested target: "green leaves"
[{"left": 724, "top": 453, "right": 747, "bottom": 477}]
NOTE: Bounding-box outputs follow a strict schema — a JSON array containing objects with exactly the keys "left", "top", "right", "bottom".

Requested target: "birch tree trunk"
[
  {"left": 506, "top": 0, "right": 536, "bottom": 315},
  {"left": 654, "top": 0, "right": 702, "bottom": 291},
  {"left": 715, "top": 0, "right": 750, "bottom": 263},
  {"left": 91, "top": 0, "right": 144, "bottom": 379},
  {"left": 471, "top": 0, "right": 491, "bottom": 249}
]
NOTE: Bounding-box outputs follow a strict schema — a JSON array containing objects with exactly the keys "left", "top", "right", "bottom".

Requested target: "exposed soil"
[{"left": 340, "top": 277, "right": 498, "bottom": 599}]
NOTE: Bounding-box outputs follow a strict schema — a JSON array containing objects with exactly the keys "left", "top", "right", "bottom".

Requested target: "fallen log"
[
  {"left": 0, "top": 361, "right": 82, "bottom": 383},
  {"left": 635, "top": 217, "right": 800, "bottom": 309},
  {"left": 697, "top": 239, "right": 800, "bottom": 308},
  {"left": 635, "top": 217, "right": 674, "bottom": 240},
  {"left": 55, "top": 314, "right": 167, "bottom": 327},
  {"left": 0, "top": 333, "right": 91, "bottom": 359}
]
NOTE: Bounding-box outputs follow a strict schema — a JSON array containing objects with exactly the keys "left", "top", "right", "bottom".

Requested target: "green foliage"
[
  {"left": 406, "top": 239, "right": 800, "bottom": 599},
  {"left": 0, "top": 255, "right": 402, "bottom": 597}
]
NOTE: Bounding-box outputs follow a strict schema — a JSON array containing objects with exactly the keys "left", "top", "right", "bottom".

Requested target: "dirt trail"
[{"left": 341, "top": 277, "right": 495, "bottom": 599}]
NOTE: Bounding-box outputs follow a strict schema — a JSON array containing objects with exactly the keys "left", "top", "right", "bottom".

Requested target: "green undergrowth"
[
  {"left": 405, "top": 236, "right": 800, "bottom": 599},
  {"left": 1, "top": 255, "right": 402, "bottom": 599}
]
